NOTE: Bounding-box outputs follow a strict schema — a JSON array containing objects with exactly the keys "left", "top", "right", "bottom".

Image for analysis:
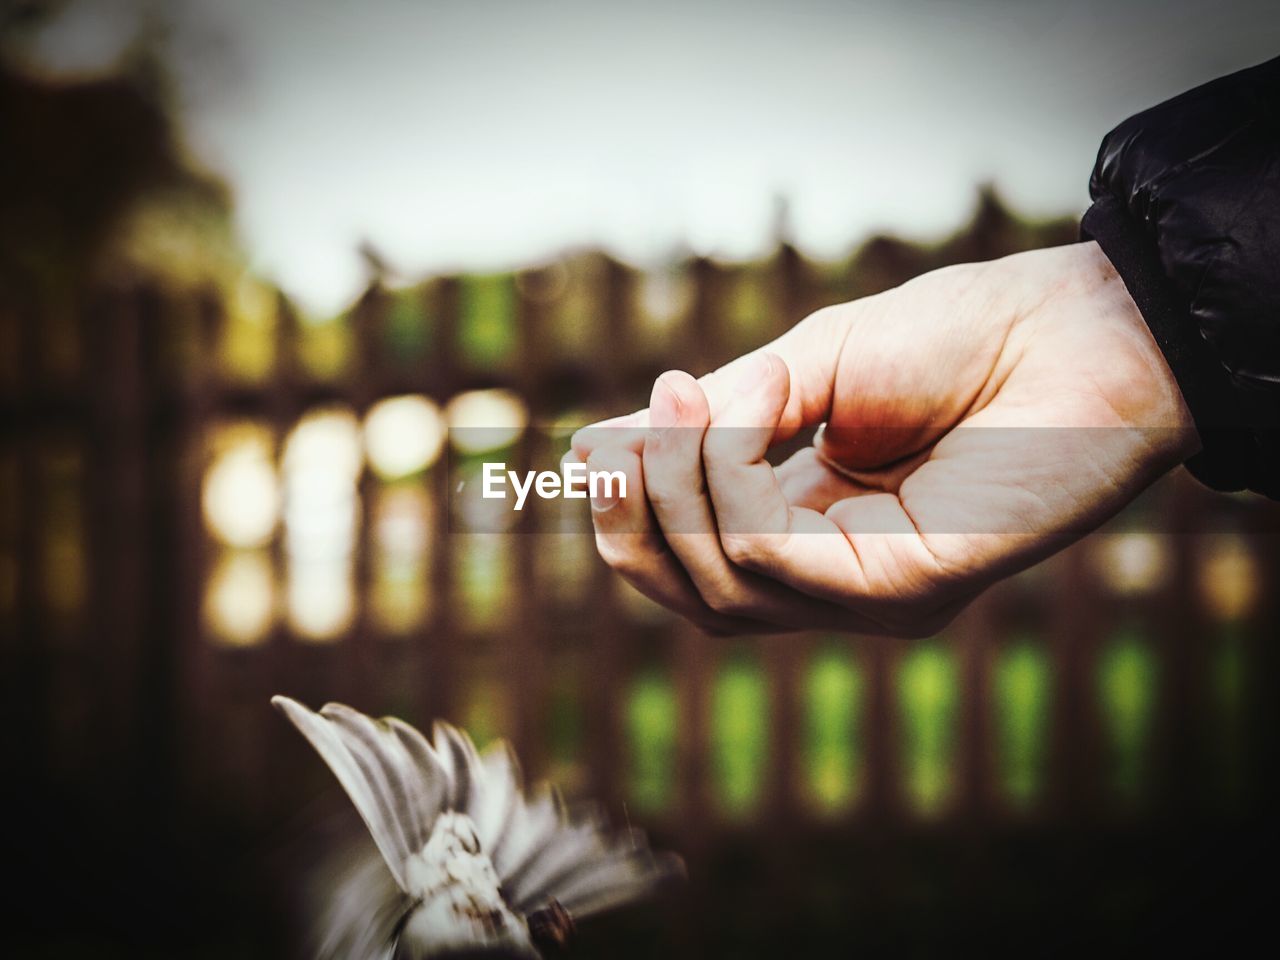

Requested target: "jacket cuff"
[{"left": 1080, "top": 195, "right": 1256, "bottom": 493}]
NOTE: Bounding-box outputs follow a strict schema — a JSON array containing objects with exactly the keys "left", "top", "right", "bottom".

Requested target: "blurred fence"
[{"left": 3, "top": 193, "right": 1278, "bottom": 953}]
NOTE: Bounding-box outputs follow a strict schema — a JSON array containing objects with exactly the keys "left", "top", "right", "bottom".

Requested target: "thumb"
[
  {"left": 573, "top": 306, "right": 853, "bottom": 460},
  {"left": 703, "top": 305, "right": 851, "bottom": 441}
]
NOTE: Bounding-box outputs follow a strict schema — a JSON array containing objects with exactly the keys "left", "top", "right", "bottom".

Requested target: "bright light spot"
[
  {"left": 285, "top": 470, "right": 357, "bottom": 555},
  {"left": 280, "top": 408, "right": 361, "bottom": 639},
  {"left": 287, "top": 557, "right": 355, "bottom": 641},
  {"left": 282, "top": 407, "right": 362, "bottom": 561},
  {"left": 202, "top": 429, "right": 279, "bottom": 548},
  {"left": 1097, "top": 533, "right": 1168, "bottom": 595},
  {"left": 371, "top": 485, "right": 433, "bottom": 633},
  {"left": 204, "top": 550, "right": 275, "bottom": 647},
  {"left": 364, "top": 395, "right": 446, "bottom": 479},
  {"left": 282, "top": 408, "right": 363, "bottom": 479},
  {"left": 447, "top": 389, "right": 529, "bottom": 454},
  {"left": 1198, "top": 535, "right": 1257, "bottom": 622}
]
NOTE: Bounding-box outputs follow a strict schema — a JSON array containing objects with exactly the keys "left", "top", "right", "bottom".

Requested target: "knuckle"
[
  {"left": 593, "top": 532, "right": 637, "bottom": 572},
  {"left": 700, "top": 585, "right": 757, "bottom": 619},
  {"left": 873, "top": 588, "right": 968, "bottom": 640},
  {"left": 720, "top": 532, "right": 768, "bottom": 571},
  {"left": 803, "top": 303, "right": 842, "bottom": 330},
  {"left": 644, "top": 483, "right": 678, "bottom": 511}
]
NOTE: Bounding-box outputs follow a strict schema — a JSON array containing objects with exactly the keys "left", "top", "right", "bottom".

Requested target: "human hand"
[{"left": 569, "top": 242, "right": 1199, "bottom": 637}]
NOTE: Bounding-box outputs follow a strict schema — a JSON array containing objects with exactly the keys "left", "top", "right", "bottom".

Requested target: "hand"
[{"left": 569, "top": 242, "right": 1200, "bottom": 638}]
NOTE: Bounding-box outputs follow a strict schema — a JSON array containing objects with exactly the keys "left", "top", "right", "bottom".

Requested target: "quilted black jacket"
[{"left": 1081, "top": 55, "right": 1279, "bottom": 499}]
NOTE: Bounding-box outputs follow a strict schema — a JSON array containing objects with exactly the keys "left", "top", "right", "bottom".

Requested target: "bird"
[{"left": 272, "top": 695, "right": 683, "bottom": 959}]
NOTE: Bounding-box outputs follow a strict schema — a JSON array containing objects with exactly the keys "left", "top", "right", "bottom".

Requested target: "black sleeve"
[{"left": 1080, "top": 55, "right": 1280, "bottom": 499}]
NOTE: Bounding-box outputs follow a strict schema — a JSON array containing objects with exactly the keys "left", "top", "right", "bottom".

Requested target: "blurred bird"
[{"left": 272, "top": 696, "right": 683, "bottom": 959}]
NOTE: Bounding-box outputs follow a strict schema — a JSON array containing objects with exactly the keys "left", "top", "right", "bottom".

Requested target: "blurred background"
[{"left": 3, "top": 1, "right": 1279, "bottom": 957}]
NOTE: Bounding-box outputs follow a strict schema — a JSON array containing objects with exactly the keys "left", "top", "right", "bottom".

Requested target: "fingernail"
[
  {"left": 590, "top": 482, "right": 621, "bottom": 513},
  {"left": 591, "top": 490, "right": 620, "bottom": 513},
  {"left": 649, "top": 374, "right": 682, "bottom": 433},
  {"left": 587, "top": 452, "right": 625, "bottom": 513}
]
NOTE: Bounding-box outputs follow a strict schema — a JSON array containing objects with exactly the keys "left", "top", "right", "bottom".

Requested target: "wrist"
[{"left": 1023, "top": 242, "right": 1201, "bottom": 466}]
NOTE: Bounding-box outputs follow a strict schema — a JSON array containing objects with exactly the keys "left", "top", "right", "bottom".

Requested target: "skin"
[{"left": 567, "top": 241, "right": 1199, "bottom": 638}]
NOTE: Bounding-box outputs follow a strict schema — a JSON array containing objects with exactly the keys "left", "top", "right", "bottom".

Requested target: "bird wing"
[
  {"left": 307, "top": 836, "right": 411, "bottom": 960},
  {"left": 275, "top": 697, "right": 684, "bottom": 928},
  {"left": 272, "top": 695, "right": 450, "bottom": 892},
  {"left": 544, "top": 832, "right": 685, "bottom": 919},
  {"left": 467, "top": 740, "right": 522, "bottom": 855},
  {"left": 469, "top": 749, "right": 685, "bottom": 920},
  {"left": 503, "top": 807, "right": 684, "bottom": 918}
]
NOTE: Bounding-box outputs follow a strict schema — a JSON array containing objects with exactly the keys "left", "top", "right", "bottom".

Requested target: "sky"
[{"left": 19, "top": 0, "right": 1280, "bottom": 313}]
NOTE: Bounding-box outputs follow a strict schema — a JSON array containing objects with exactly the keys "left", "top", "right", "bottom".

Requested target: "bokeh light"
[
  {"left": 364, "top": 395, "right": 446, "bottom": 480},
  {"left": 1198, "top": 534, "right": 1258, "bottom": 622},
  {"left": 993, "top": 640, "right": 1051, "bottom": 810},
  {"left": 802, "top": 644, "right": 862, "bottom": 815},
  {"left": 203, "top": 550, "right": 275, "bottom": 647},
  {"left": 1098, "top": 627, "right": 1158, "bottom": 802},
  {"left": 282, "top": 408, "right": 362, "bottom": 641},
  {"left": 1095, "top": 532, "right": 1170, "bottom": 595},
  {"left": 370, "top": 485, "right": 433, "bottom": 634},
  {"left": 286, "top": 558, "right": 355, "bottom": 641},
  {"left": 202, "top": 424, "right": 279, "bottom": 549},
  {"left": 446, "top": 389, "right": 528, "bottom": 455},
  {"left": 710, "top": 652, "right": 769, "bottom": 819},
  {"left": 626, "top": 667, "right": 679, "bottom": 817},
  {"left": 898, "top": 642, "right": 958, "bottom": 817}
]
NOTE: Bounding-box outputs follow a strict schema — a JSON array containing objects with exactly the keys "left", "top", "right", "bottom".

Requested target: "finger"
[
  {"left": 692, "top": 357, "right": 934, "bottom": 633},
  {"left": 773, "top": 447, "right": 868, "bottom": 512},
  {"left": 701, "top": 351, "right": 793, "bottom": 538},
  {"left": 570, "top": 410, "right": 648, "bottom": 461},
  {"left": 582, "top": 445, "right": 778, "bottom": 636},
  {"left": 706, "top": 485, "right": 968, "bottom": 637},
  {"left": 642, "top": 370, "right": 866, "bottom": 630},
  {"left": 574, "top": 305, "right": 855, "bottom": 461}
]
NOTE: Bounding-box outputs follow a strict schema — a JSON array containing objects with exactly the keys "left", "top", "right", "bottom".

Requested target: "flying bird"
[{"left": 272, "top": 696, "right": 683, "bottom": 959}]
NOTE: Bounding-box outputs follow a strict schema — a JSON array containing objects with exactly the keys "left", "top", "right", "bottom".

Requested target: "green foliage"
[
  {"left": 453, "top": 533, "right": 512, "bottom": 632},
  {"left": 898, "top": 642, "right": 958, "bottom": 816},
  {"left": 993, "top": 640, "right": 1051, "bottom": 809},
  {"left": 626, "top": 669, "right": 679, "bottom": 815},
  {"left": 384, "top": 286, "right": 433, "bottom": 363},
  {"left": 1098, "top": 626, "right": 1158, "bottom": 802},
  {"left": 459, "top": 274, "right": 516, "bottom": 369},
  {"left": 803, "top": 644, "right": 862, "bottom": 813},
  {"left": 547, "top": 674, "right": 584, "bottom": 770},
  {"left": 710, "top": 653, "right": 769, "bottom": 818},
  {"left": 461, "top": 673, "right": 507, "bottom": 749}
]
